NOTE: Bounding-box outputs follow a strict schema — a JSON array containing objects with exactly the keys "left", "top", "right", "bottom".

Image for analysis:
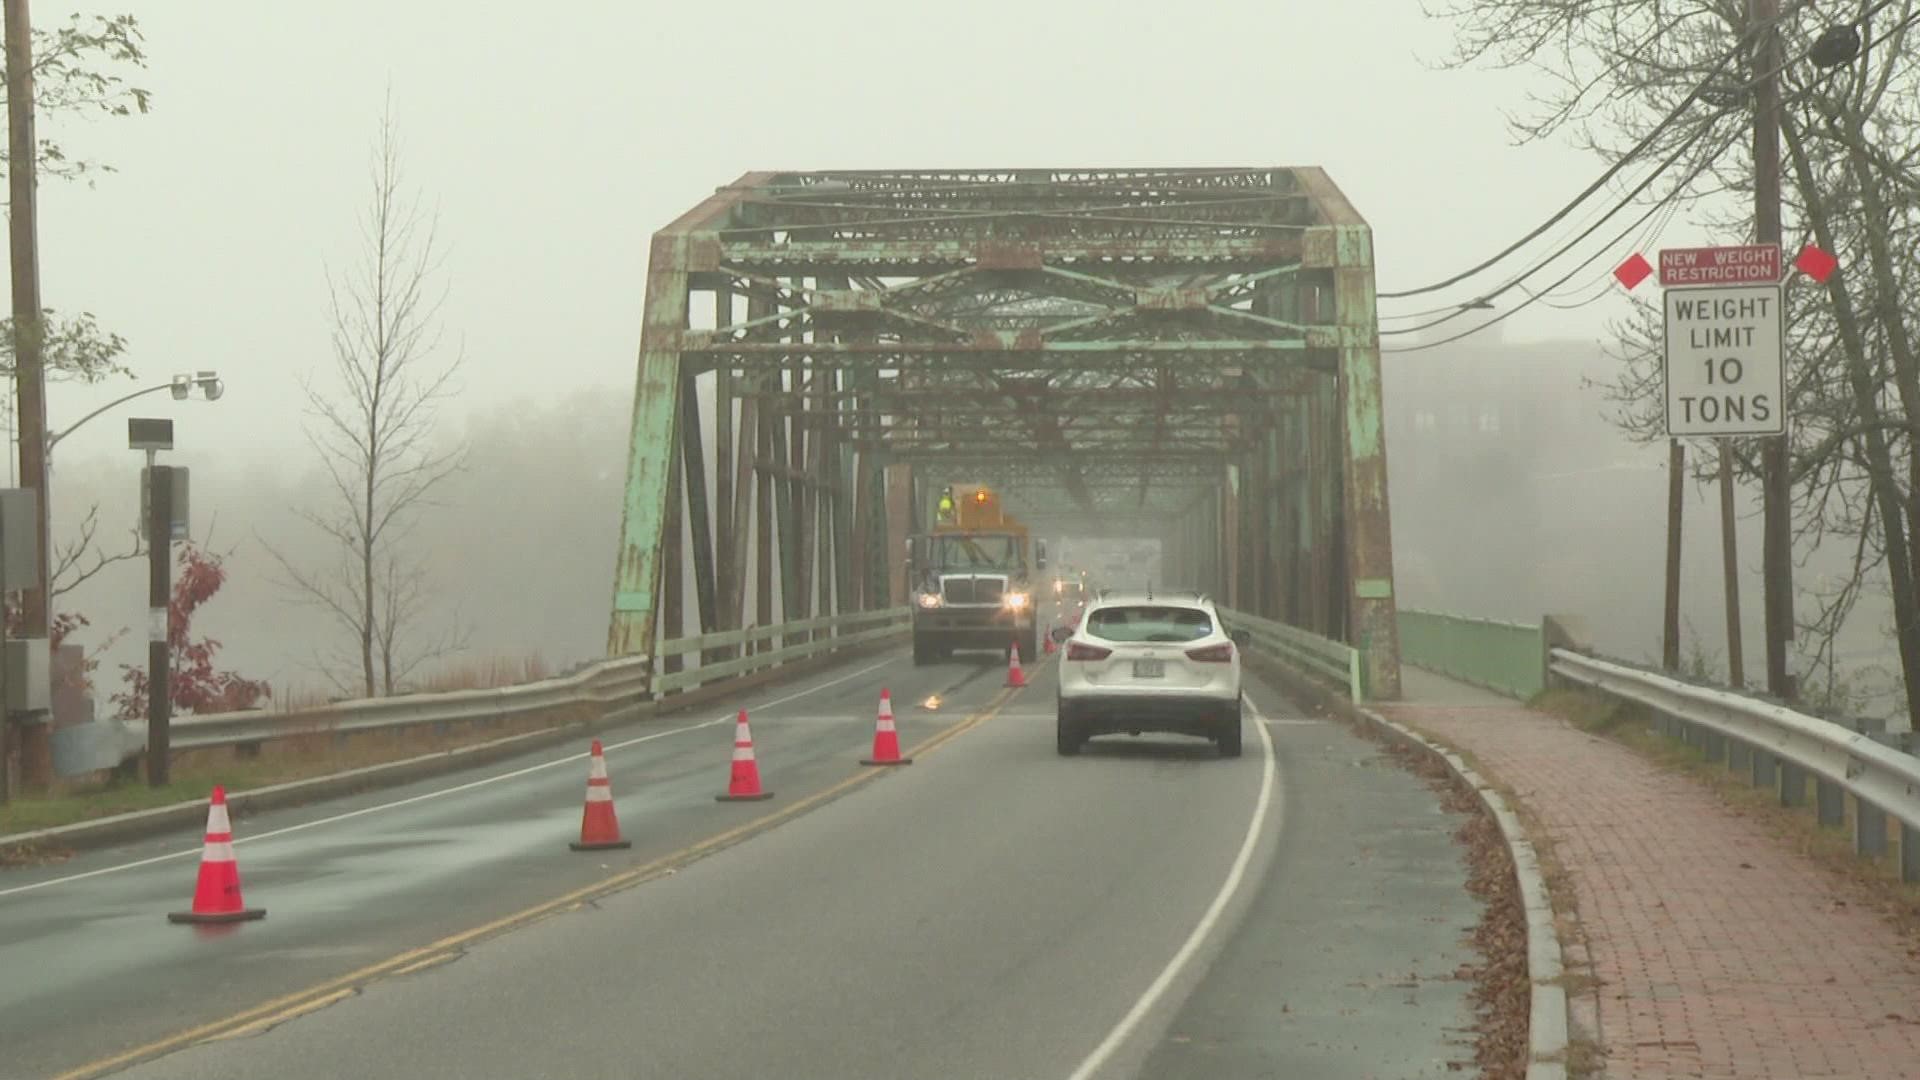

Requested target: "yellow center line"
[
  {"left": 201, "top": 988, "right": 358, "bottom": 1044},
  {"left": 50, "top": 689, "right": 1013, "bottom": 1080}
]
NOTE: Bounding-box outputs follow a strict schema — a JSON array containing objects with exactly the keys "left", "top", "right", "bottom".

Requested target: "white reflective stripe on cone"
[
  {"left": 877, "top": 718, "right": 896, "bottom": 732},
  {"left": 207, "top": 804, "right": 232, "bottom": 833},
  {"left": 732, "top": 747, "right": 755, "bottom": 762},
  {"left": 202, "top": 841, "right": 237, "bottom": 862},
  {"left": 589, "top": 757, "right": 609, "bottom": 780},
  {"left": 585, "top": 786, "right": 613, "bottom": 803}
]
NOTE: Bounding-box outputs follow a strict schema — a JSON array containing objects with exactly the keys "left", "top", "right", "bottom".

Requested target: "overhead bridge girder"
[{"left": 608, "top": 168, "right": 1401, "bottom": 699}]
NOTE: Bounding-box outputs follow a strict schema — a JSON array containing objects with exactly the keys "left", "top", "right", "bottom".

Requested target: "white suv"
[{"left": 1053, "top": 592, "right": 1249, "bottom": 758}]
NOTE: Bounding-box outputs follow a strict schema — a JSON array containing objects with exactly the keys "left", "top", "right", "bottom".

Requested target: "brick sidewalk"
[{"left": 1384, "top": 670, "right": 1920, "bottom": 1080}]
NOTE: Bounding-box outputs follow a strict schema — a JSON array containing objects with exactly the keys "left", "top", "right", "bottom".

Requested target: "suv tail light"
[
  {"left": 1066, "top": 641, "right": 1112, "bottom": 661},
  {"left": 1186, "top": 643, "right": 1235, "bottom": 663}
]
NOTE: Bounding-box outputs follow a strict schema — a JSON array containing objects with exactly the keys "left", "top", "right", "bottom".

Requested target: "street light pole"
[
  {"left": 1751, "top": 0, "right": 1795, "bottom": 702},
  {"left": 46, "top": 375, "right": 225, "bottom": 457}
]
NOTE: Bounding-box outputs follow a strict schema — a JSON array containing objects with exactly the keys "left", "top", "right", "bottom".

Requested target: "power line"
[
  {"left": 1375, "top": 0, "right": 1887, "bottom": 304},
  {"left": 1380, "top": 112, "right": 1731, "bottom": 337},
  {"left": 1380, "top": 126, "right": 1745, "bottom": 355},
  {"left": 1375, "top": 46, "right": 1746, "bottom": 300},
  {"left": 1376, "top": 2, "right": 1917, "bottom": 349}
]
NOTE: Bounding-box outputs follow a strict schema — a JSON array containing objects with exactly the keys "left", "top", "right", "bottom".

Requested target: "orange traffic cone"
[
  {"left": 168, "top": 786, "right": 266, "bottom": 924},
  {"left": 717, "top": 710, "right": 774, "bottom": 801},
  {"left": 1007, "top": 642, "right": 1027, "bottom": 688},
  {"left": 861, "top": 689, "right": 913, "bottom": 766},
  {"left": 570, "top": 740, "right": 632, "bottom": 851}
]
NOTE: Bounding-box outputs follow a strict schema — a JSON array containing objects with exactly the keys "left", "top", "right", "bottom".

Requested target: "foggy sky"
[{"left": 10, "top": 1, "right": 1863, "bottom": 709}]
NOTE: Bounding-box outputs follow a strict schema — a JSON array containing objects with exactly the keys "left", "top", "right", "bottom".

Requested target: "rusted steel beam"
[
  {"left": 678, "top": 374, "right": 720, "bottom": 654},
  {"left": 661, "top": 429, "right": 685, "bottom": 682},
  {"left": 608, "top": 174, "right": 770, "bottom": 661},
  {"left": 713, "top": 288, "right": 736, "bottom": 642},
  {"left": 1294, "top": 165, "right": 1400, "bottom": 698}
]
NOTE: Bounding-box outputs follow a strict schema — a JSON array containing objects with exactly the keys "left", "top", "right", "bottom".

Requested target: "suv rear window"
[{"left": 1086, "top": 606, "right": 1214, "bottom": 643}]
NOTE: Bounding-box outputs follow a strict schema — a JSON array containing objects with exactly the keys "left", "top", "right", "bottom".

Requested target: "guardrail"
[
  {"left": 1548, "top": 649, "right": 1920, "bottom": 881},
  {"left": 158, "top": 607, "right": 911, "bottom": 757},
  {"left": 1218, "top": 606, "right": 1364, "bottom": 702},
  {"left": 1398, "top": 610, "right": 1545, "bottom": 700}
]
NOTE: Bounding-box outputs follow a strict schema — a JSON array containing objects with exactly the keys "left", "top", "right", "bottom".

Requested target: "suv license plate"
[{"left": 1132, "top": 659, "right": 1165, "bottom": 679}]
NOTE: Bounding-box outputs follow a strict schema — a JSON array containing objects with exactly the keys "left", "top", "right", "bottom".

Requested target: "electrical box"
[
  {"left": 0, "top": 488, "right": 39, "bottom": 590},
  {"left": 138, "top": 467, "right": 190, "bottom": 542},
  {"left": 6, "top": 636, "right": 51, "bottom": 713}
]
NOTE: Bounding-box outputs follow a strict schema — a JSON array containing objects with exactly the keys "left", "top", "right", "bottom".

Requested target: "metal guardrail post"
[
  {"left": 1348, "top": 648, "right": 1363, "bottom": 704},
  {"left": 1816, "top": 775, "right": 1844, "bottom": 828},
  {"left": 1553, "top": 648, "right": 1920, "bottom": 885},
  {"left": 1857, "top": 793, "right": 1890, "bottom": 858},
  {"left": 1779, "top": 760, "right": 1807, "bottom": 808},
  {"left": 1854, "top": 725, "right": 1892, "bottom": 858}
]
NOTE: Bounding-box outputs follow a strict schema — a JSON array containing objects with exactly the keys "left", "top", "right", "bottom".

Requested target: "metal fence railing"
[
  {"left": 1217, "top": 606, "right": 1364, "bottom": 702},
  {"left": 1549, "top": 649, "right": 1920, "bottom": 881},
  {"left": 1397, "top": 610, "right": 1545, "bottom": 700},
  {"left": 128, "top": 607, "right": 912, "bottom": 760}
]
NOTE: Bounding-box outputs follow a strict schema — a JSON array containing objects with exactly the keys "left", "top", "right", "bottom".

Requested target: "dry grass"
[
  {"left": 1, "top": 698, "right": 590, "bottom": 848},
  {"left": 273, "top": 653, "right": 554, "bottom": 712}
]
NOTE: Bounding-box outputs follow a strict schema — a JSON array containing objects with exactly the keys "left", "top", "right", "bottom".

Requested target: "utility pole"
[
  {"left": 1751, "top": 0, "right": 1794, "bottom": 701},
  {"left": 4, "top": 0, "right": 53, "bottom": 792}
]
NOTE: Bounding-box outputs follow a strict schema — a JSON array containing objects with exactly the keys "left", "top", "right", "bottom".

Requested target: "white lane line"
[
  {"left": 1063, "top": 695, "right": 1281, "bottom": 1080},
  {"left": 0, "top": 654, "right": 902, "bottom": 900}
]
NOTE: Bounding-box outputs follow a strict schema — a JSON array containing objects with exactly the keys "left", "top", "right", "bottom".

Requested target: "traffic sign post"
[
  {"left": 1662, "top": 283, "right": 1786, "bottom": 437},
  {"left": 1655, "top": 241, "right": 1789, "bottom": 686}
]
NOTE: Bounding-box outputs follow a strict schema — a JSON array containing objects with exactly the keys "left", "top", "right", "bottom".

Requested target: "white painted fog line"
[
  {"left": 0, "top": 654, "right": 900, "bottom": 900},
  {"left": 1063, "top": 696, "right": 1280, "bottom": 1080}
]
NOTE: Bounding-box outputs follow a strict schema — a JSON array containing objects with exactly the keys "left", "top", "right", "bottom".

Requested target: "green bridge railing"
[{"left": 1395, "top": 610, "right": 1544, "bottom": 700}]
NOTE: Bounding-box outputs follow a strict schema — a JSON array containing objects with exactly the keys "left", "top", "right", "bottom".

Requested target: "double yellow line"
[{"left": 51, "top": 689, "right": 1015, "bottom": 1080}]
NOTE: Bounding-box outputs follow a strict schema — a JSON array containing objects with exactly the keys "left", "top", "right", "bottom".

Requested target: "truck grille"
[{"left": 942, "top": 578, "right": 1004, "bottom": 604}]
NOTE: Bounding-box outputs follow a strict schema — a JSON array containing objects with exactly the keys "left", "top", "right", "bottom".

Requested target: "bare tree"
[
  {"left": 265, "top": 96, "right": 466, "bottom": 697},
  {"left": 1428, "top": 0, "right": 1920, "bottom": 722}
]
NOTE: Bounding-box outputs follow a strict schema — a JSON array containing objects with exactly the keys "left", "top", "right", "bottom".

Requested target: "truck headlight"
[
  {"left": 1003, "top": 592, "right": 1030, "bottom": 611},
  {"left": 916, "top": 592, "right": 943, "bottom": 609}
]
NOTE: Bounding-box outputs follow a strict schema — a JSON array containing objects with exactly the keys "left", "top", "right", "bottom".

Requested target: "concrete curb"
[
  {"left": 1244, "top": 655, "right": 1571, "bottom": 1080},
  {"left": 0, "top": 639, "right": 898, "bottom": 860},
  {"left": 1355, "top": 709, "right": 1571, "bottom": 1080}
]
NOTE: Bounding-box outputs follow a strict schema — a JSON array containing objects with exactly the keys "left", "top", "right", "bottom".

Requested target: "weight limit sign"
[{"left": 1662, "top": 283, "right": 1787, "bottom": 437}]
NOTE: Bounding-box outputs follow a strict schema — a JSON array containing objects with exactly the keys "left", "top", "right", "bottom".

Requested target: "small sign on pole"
[
  {"left": 1659, "top": 244, "right": 1782, "bottom": 287},
  {"left": 1663, "top": 282, "right": 1785, "bottom": 437}
]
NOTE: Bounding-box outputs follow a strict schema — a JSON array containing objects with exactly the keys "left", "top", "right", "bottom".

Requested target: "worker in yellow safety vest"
[{"left": 936, "top": 486, "right": 956, "bottom": 524}]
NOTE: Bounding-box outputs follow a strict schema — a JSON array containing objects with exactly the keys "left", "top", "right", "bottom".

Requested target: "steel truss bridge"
[{"left": 607, "top": 168, "right": 1402, "bottom": 698}]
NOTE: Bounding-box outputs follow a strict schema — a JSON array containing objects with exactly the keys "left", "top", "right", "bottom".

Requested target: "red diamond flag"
[
  {"left": 1613, "top": 253, "right": 1653, "bottom": 290},
  {"left": 1794, "top": 244, "right": 1838, "bottom": 283}
]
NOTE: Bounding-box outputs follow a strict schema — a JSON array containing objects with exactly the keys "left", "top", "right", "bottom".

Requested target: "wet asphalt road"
[{"left": 2, "top": 645, "right": 1482, "bottom": 1080}]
